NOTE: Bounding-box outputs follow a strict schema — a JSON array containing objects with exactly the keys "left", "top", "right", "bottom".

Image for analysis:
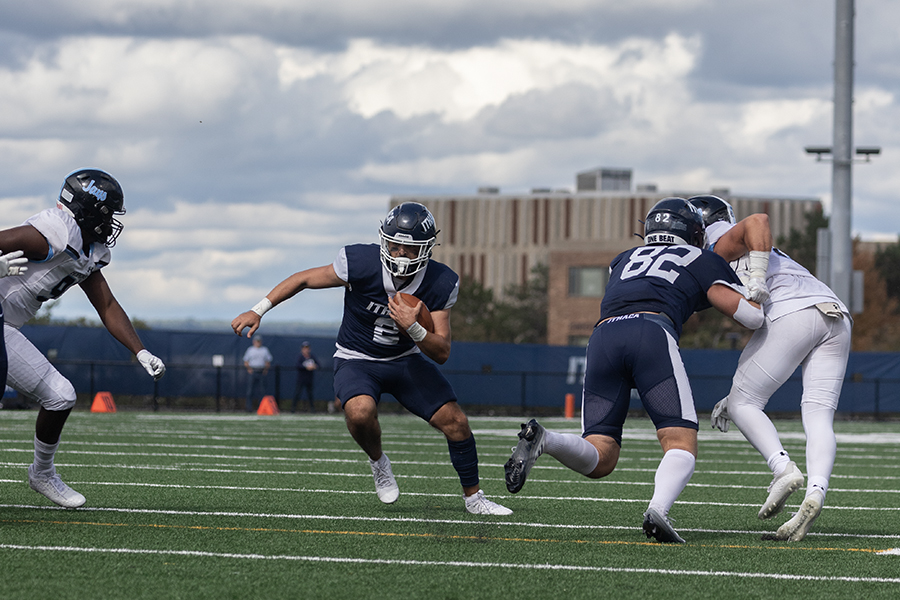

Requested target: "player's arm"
[
  {"left": 712, "top": 213, "right": 772, "bottom": 261},
  {"left": 707, "top": 283, "right": 764, "bottom": 329},
  {"left": 712, "top": 214, "right": 772, "bottom": 303},
  {"left": 80, "top": 271, "right": 166, "bottom": 380},
  {"left": 231, "top": 264, "right": 347, "bottom": 338},
  {"left": 388, "top": 294, "right": 451, "bottom": 364},
  {"left": 0, "top": 224, "right": 51, "bottom": 260}
]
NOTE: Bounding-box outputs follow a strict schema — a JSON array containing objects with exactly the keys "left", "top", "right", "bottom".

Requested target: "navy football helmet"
[
  {"left": 379, "top": 202, "right": 438, "bottom": 276},
  {"left": 644, "top": 197, "right": 706, "bottom": 248},
  {"left": 687, "top": 194, "right": 736, "bottom": 227},
  {"left": 58, "top": 168, "right": 125, "bottom": 247}
]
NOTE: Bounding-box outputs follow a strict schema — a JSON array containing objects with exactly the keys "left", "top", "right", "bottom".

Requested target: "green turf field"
[{"left": 1, "top": 410, "right": 898, "bottom": 599}]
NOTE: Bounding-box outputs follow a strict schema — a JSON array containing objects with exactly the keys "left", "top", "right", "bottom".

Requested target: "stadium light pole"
[
  {"left": 805, "top": 0, "right": 880, "bottom": 310},
  {"left": 830, "top": 0, "right": 854, "bottom": 307}
]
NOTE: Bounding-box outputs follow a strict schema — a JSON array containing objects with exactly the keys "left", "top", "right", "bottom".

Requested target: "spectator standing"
[
  {"left": 292, "top": 341, "right": 320, "bottom": 413},
  {"left": 243, "top": 335, "right": 272, "bottom": 412}
]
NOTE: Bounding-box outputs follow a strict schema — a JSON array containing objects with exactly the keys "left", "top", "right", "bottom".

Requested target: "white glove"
[
  {"left": 744, "top": 276, "right": 770, "bottom": 304},
  {"left": 137, "top": 349, "right": 166, "bottom": 381},
  {"left": 711, "top": 398, "right": 730, "bottom": 433},
  {"left": 0, "top": 250, "right": 28, "bottom": 277}
]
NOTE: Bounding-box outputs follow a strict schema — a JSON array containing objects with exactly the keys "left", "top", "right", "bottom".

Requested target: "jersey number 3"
[{"left": 620, "top": 246, "right": 701, "bottom": 284}]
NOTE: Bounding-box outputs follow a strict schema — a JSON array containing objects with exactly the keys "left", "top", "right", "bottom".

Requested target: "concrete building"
[{"left": 391, "top": 168, "right": 822, "bottom": 346}]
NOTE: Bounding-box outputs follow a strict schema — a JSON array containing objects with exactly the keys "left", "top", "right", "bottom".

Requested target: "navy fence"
[{"left": 10, "top": 325, "right": 900, "bottom": 415}]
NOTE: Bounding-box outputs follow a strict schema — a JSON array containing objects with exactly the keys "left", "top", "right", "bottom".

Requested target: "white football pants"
[
  {"left": 4, "top": 323, "right": 77, "bottom": 411},
  {"left": 726, "top": 306, "right": 852, "bottom": 495}
]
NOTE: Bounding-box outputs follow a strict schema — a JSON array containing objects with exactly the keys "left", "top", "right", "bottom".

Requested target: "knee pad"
[
  {"left": 727, "top": 388, "right": 768, "bottom": 412},
  {"left": 33, "top": 374, "right": 77, "bottom": 411}
]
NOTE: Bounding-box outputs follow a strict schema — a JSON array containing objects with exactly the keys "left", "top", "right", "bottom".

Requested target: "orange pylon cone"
[
  {"left": 564, "top": 393, "right": 575, "bottom": 419},
  {"left": 257, "top": 395, "right": 280, "bottom": 415},
  {"left": 91, "top": 392, "right": 117, "bottom": 413}
]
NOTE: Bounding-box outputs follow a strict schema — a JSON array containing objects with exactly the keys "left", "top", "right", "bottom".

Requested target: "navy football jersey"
[
  {"left": 600, "top": 244, "right": 743, "bottom": 338},
  {"left": 332, "top": 244, "right": 459, "bottom": 360}
]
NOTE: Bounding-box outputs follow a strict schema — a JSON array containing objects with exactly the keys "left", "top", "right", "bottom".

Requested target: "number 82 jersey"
[{"left": 600, "top": 244, "right": 743, "bottom": 339}]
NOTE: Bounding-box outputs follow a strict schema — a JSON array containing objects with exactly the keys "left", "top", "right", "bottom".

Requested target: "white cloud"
[
  {"left": 734, "top": 98, "right": 832, "bottom": 144},
  {"left": 3, "top": 1, "right": 900, "bottom": 324},
  {"left": 278, "top": 34, "right": 700, "bottom": 122}
]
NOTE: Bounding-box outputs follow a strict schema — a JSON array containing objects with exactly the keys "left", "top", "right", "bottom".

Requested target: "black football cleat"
[
  {"left": 642, "top": 507, "right": 685, "bottom": 544},
  {"left": 504, "top": 419, "right": 546, "bottom": 493}
]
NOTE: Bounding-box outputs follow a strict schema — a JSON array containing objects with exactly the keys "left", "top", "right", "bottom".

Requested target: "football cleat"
[
  {"left": 28, "top": 465, "right": 86, "bottom": 508},
  {"left": 369, "top": 454, "right": 400, "bottom": 504},
  {"left": 758, "top": 461, "right": 804, "bottom": 520},
  {"left": 464, "top": 490, "right": 513, "bottom": 515},
  {"left": 774, "top": 490, "right": 824, "bottom": 541},
  {"left": 642, "top": 506, "right": 685, "bottom": 544},
  {"left": 504, "top": 419, "right": 546, "bottom": 494}
]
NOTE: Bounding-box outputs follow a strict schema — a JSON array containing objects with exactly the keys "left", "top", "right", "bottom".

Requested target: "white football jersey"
[
  {"left": 0, "top": 208, "right": 111, "bottom": 328},
  {"left": 706, "top": 221, "right": 847, "bottom": 320}
]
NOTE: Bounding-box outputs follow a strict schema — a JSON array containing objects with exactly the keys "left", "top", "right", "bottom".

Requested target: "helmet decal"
[
  {"left": 57, "top": 168, "right": 126, "bottom": 247},
  {"left": 644, "top": 197, "right": 706, "bottom": 249}
]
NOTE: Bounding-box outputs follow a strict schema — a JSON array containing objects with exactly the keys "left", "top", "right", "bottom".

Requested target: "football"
[{"left": 396, "top": 292, "right": 435, "bottom": 333}]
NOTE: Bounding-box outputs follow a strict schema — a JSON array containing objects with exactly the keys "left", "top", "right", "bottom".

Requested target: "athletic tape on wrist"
[
  {"left": 748, "top": 250, "right": 769, "bottom": 278},
  {"left": 406, "top": 321, "right": 427, "bottom": 342},
  {"left": 251, "top": 297, "right": 273, "bottom": 317}
]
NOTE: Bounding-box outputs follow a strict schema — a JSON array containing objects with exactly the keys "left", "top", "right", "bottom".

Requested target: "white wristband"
[
  {"left": 733, "top": 297, "right": 764, "bottom": 329},
  {"left": 251, "top": 297, "right": 273, "bottom": 317},
  {"left": 406, "top": 321, "right": 427, "bottom": 342},
  {"left": 748, "top": 250, "right": 769, "bottom": 279}
]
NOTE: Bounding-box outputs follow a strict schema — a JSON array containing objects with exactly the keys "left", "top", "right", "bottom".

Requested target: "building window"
[
  {"left": 568, "top": 266, "right": 608, "bottom": 297},
  {"left": 568, "top": 335, "right": 591, "bottom": 347}
]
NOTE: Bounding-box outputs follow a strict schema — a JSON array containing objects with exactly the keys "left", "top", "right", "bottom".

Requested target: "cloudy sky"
[{"left": 1, "top": 0, "right": 898, "bottom": 328}]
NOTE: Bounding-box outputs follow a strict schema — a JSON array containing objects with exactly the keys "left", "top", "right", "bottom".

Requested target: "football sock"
[
  {"left": 447, "top": 435, "right": 479, "bottom": 488},
  {"left": 33, "top": 435, "right": 58, "bottom": 473},
  {"left": 729, "top": 399, "right": 786, "bottom": 469},
  {"left": 544, "top": 431, "right": 599, "bottom": 475},
  {"left": 802, "top": 403, "right": 836, "bottom": 500},
  {"left": 807, "top": 481, "right": 828, "bottom": 501},
  {"left": 766, "top": 451, "right": 792, "bottom": 476},
  {"left": 648, "top": 449, "right": 695, "bottom": 514}
]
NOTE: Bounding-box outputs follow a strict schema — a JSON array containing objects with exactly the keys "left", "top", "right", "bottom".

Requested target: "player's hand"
[
  {"left": 137, "top": 349, "right": 166, "bottom": 381},
  {"left": 745, "top": 276, "right": 770, "bottom": 304},
  {"left": 388, "top": 294, "right": 418, "bottom": 330},
  {"left": 710, "top": 398, "right": 730, "bottom": 433},
  {"left": 0, "top": 250, "right": 28, "bottom": 278},
  {"left": 231, "top": 311, "right": 261, "bottom": 338}
]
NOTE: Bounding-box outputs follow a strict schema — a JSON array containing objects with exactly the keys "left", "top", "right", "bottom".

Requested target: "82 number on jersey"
[{"left": 620, "top": 246, "right": 701, "bottom": 284}]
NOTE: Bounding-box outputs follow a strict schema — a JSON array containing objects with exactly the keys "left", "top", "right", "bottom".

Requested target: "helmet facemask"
[{"left": 379, "top": 230, "right": 435, "bottom": 276}]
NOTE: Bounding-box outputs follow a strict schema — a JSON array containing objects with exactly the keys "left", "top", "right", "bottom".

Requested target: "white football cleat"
[
  {"left": 369, "top": 454, "right": 400, "bottom": 504},
  {"left": 775, "top": 490, "right": 824, "bottom": 541},
  {"left": 28, "top": 465, "right": 86, "bottom": 508},
  {"left": 465, "top": 490, "right": 513, "bottom": 515},
  {"left": 758, "top": 461, "right": 804, "bottom": 520}
]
